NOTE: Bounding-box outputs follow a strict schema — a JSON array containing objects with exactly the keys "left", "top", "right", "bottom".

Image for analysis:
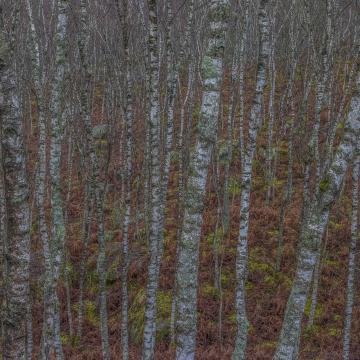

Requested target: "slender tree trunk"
[
  {"left": 48, "top": 2, "right": 68, "bottom": 357},
  {"left": 0, "top": 103, "right": 6, "bottom": 351},
  {"left": 237, "top": 0, "right": 250, "bottom": 172},
  {"left": 76, "top": 0, "right": 96, "bottom": 342},
  {"left": 175, "top": 1, "right": 229, "bottom": 358},
  {"left": 95, "top": 184, "right": 110, "bottom": 360},
  {"left": 1, "top": 16, "right": 31, "bottom": 358},
  {"left": 325, "top": 49, "right": 358, "bottom": 172},
  {"left": 64, "top": 135, "right": 74, "bottom": 338},
  {"left": 37, "top": 107, "right": 55, "bottom": 360},
  {"left": 25, "top": 0, "right": 54, "bottom": 356},
  {"left": 142, "top": 0, "right": 163, "bottom": 357},
  {"left": 222, "top": 0, "right": 247, "bottom": 238},
  {"left": 266, "top": 2, "right": 277, "bottom": 205},
  {"left": 275, "top": 7, "right": 297, "bottom": 271},
  {"left": 274, "top": 73, "right": 360, "bottom": 360},
  {"left": 26, "top": 1, "right": 68, "bottom": 356},
  {"left": 143, "top": 0, "right": 177, "bottom": 352},
  {"left": 76, "top": 183, "right": 94, "bottom": 339},
  {"left": 116, "top": 1, "right": 134, "bottom": 358},
  {"left": 306, "top": 0, "right": 336, "bottom": 327},
  {"left": 77, "top": 3, "right": 110, "bottom": 357},
  {"left": 342, "top": 157, "right": 359, "bottom": 360},
  {"left": 233, "top": 1, "right": 270, "bottom": 358}
]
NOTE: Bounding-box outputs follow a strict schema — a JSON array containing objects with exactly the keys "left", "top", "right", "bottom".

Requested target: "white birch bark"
[
  {"left": 48, "top": 2, "right": 68, "bottom": 357},
  {"left": 37, "top": 107, "right": 54, "bottom": 360},
  {"left": 142, "top": 0, "right": 177, "bottom": 352},
  {"left": 25, "top": 1, "right": 68, "bottom": 356},
  {"left": 25, "top": 0, "right": 55, "bottom": 352},
  {"left": 306, "top": 0, "right": 336, "bottom": 327},
  {"left": 175, "top": 8, "right": 196, "bottom": 332},
  {"left": 265, "top": 0, "right": 277, "bottom": 204},
  {"left": 116, "top": 0, "right": 134, "bottom": 358},
  {"left": 222, "top": 0, "right": 248, "bottom": 236},
  {"left": 142, "top": 0, "right": 162, "bottom": 357},
  {"left": 154, "top": 0, "right": 177, "bottom": 284},
  {"left": 238, "top": 0, "right": 249, "bottom": 172},
  {"left": 325, "top": 45, "right": 359, "bottom": 171},
  {"left": 49, "top": 0, "right": 68, "bottom": 284},
  {"left": 274, "top": 73, "right": 360, "bottom": 360},
  {"left": 233, "top": 1, "right": 270, "bottom": 358},
  {"left": 175, "top": 1, "right": 230, "bottom": 359}
]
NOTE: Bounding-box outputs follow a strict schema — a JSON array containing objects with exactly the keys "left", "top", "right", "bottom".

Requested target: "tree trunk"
[
  {"left": 274, "top": 73, "right": 360, "bottom": 360},
  {"left": 141, "top": 0, "right": 168, "bottom": 357},
  {"left": 233, "top": 1, "right": 270, "bottom": 358},
  {"left": 1, "top": 18, "right": 31, "bottom": 359},
  {"left": 342, "top": 157, "right": 359, "bottom": 359},
  {"left": 48, "top": 2, "right": 68, "bottom": 357},
  {"left": 175, "top": 1, "right": 230, "bottom": 358},
  {"left": 116, "top": 0, "right": 134, "bottom": 358}
]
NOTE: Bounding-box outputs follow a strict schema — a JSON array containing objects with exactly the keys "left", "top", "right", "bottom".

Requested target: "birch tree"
[
  {"left": 77, "top": 2, "right": 110, "bottom": 358},
  {"left": 233, "top": 1, "right": 270, "bottom": 357},
  {"left": 47, "top": 2, "right": 68, "bottom": 357},
  {"left": 274, "top": 72, "right": 360, "bottom": 360},
  {"left": 0, "top": 6, "right": 31, "bottom": 358},
  {"left": 142, "top": 0, "right": 163, "bottom": 358},
  {"left": 75, "top": 0, "right": 96, "bottom": 339},
  {"left": 342, "top": 156, "right": 359, "bottom": 359},
  {"left": 24, "top": 5, "right": 49, "bottom": 355},
  {"left": 25, "top": 0, "right": 68, "bottom": 356},
  {"left": 1, "top": 1, "right": 359, "bottom": 358},
  {"left": 174, "top": 1, "right": 230, "bottom": 358},
  {"left": 116, "top": 0, "right": 133, "bottom": 358}
]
